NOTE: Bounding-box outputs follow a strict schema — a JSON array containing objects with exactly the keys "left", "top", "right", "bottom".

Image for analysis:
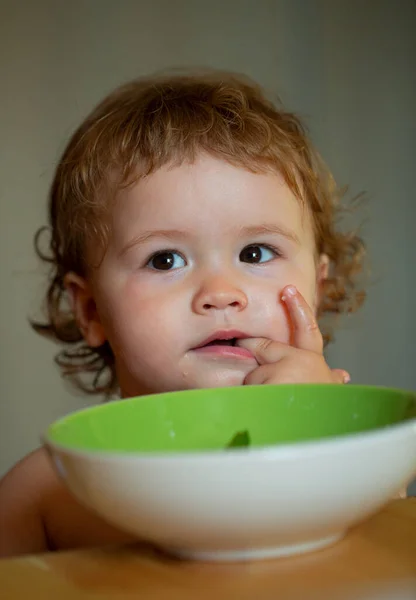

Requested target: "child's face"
[{"left": 71, "top": 154, "right": 327, "bottom": 397}]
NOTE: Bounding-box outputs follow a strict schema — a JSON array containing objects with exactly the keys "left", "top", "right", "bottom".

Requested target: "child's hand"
[{"left": 238, "top": 285, "right": 350, "bottom": 385}]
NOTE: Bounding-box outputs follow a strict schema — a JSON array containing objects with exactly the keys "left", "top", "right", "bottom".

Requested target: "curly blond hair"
[{"left": 32, "top": 69, "right": 365, "bottom": 397}]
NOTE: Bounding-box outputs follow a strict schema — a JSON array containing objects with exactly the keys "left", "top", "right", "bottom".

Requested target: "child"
[{"left": 0, "top": 69, "right": 365, "bottom": 557}]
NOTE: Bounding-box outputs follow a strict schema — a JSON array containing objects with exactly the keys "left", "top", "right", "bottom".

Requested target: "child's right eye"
[{"left": 146, "top": 251, "right": 186, "bottom": 271}]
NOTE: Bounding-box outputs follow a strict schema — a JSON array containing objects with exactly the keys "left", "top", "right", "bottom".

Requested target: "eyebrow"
[
  {"left": 119, "top": 229, "right": 192, "bottom": 257},
  {"left": 119, "top": 223, "right": 300, "bottom": 257},
  {"left": 239, "top": 224, "right": 301, "bottom": 245}
]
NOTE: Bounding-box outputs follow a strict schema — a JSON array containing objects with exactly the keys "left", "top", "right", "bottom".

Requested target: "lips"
[
  {"left": 191, "top": 330, "right": 255, "bottom": 359},
  {"left": 193, "top": 330, "right": 250, "bottom": 349}
]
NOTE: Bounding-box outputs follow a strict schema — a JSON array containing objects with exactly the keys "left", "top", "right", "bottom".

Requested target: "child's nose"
[{"left": 192, "top": 276, "right": 248, "bottom": 314}]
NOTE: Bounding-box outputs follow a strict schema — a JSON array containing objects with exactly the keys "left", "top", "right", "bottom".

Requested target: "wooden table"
[{"left": 1, "top": 499, "right": 415, "bottom": 599}]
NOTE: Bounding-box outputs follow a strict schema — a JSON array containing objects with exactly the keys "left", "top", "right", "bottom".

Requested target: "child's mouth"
[
  {"left": 204, "top": 338, "right": 238, "bottom": 347},
  {"left": 192, "top": 332, "right": 255, "bottom": 359}
]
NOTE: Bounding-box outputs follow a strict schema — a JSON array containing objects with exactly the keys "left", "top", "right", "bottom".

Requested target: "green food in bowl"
[
  {"left": 226, "top": 430, "right": 251, "bottom": 448},
  {"left": 46, "top": 384, "right": 416, "bottom": 454}
]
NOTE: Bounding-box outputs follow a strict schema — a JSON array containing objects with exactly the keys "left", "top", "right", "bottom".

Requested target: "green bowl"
[
  {"left": 47, "top": 384, "right": 416, "bottom": 453},
  {"left": 45, "top": 384, "right": 416, "bottom": 561}
]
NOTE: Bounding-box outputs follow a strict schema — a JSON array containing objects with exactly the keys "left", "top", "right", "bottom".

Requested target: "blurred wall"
[{"left": 1, "top": 0, "right": 415, "bottom": 492}]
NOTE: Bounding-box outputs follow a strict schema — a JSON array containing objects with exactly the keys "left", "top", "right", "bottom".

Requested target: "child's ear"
[
  {"left": 64, "top": 273, "right": 107, "bottom": 348},
  {"left": 315, "top": 254, "right": 329, "bottom": 309}
]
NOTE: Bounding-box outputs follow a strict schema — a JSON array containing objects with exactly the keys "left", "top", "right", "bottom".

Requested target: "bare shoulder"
[
  {"left": 0, "top": 447, "right": 55, "bottom": 556},
  {"left": 0, "top": 447, "right": 135, "bottom": 557},
  {"left": 0, "top": 446, "right": 58, "bottom": 494}
]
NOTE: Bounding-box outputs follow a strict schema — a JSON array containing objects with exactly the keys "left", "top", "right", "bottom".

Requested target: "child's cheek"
[
  {"left": 253, "top": 273, "right": 316, "bottom": 345},
  {"left": 249, "top": 287, "right": 291, "bottom": 344}
]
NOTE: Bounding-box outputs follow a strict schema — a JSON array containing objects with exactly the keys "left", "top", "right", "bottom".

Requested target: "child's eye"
[
  {"left": 239, "top": 244, "right": 279, "bottom": 264},
  {"left": 146, "top": 251, "right": 186, "bottom": 271}
]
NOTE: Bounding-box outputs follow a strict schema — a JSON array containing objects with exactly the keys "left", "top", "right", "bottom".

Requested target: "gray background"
[{"left": 1, "top": 0, "right": 415, "bottom": 494}]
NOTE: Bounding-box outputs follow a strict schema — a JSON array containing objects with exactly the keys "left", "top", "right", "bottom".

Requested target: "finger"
[
  {"left": 281, "top": 285, "right": 324, "bottom": 354},
  {"left": 243, "top": 363, "right": 274, "bottom": 386},
  {"left": 237, "top": 337, "right": 294, "bottom": 366},
  {"left": 332, "top": 369, "right": 351, "bottom": 384}
]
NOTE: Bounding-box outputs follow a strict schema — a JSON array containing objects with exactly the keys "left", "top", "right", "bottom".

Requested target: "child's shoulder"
[
  {"left": 0, "top": 447, "right": 56, "bottom": 555},
  {"left": 1, "top": 446, "right": 57, "bottom": 491},
  {"left": 0, "top": 447, "right": 135, "bottom": 557}
]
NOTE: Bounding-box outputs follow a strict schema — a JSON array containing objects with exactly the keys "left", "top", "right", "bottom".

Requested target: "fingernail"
[{"left": 283, "top": 285, "right": 297, "bottom": 299}]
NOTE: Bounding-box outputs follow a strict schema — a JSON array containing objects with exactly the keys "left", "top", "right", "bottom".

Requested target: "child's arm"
[
  {"left": 0, "top": 448, "right": 136, "bottom": 558},
  {"left": 0, "top": 449, "right": 49, "bottom": 556}
]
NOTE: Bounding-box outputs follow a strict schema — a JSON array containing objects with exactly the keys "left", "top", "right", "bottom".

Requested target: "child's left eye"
[{"left": 239, "top": 244, "right": 279, "bottom": 264}]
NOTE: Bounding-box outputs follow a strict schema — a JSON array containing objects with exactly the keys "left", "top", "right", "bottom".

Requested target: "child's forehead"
[
  {"left": 109, "top": 155, "right": 314, "bottom": 244},
  {"left": 118, "top": 155, "right": 295, "bottom": 203},
  {"left": 117, "top": 154, "right": 304, "bottom": 204}
]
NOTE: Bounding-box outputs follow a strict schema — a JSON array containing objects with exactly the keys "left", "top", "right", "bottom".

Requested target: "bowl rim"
[
  {"left": 44, "top": 419, "right": 416, "bottom": 464},
  {"left": 42, "top": 384, "right": 416, "bottom": 463}
]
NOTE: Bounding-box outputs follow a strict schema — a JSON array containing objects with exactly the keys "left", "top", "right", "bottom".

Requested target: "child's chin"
[
  {"left": 189, "top": 370, "right": 248, "bottom": 390},
  {"left": 124, "top": 367, "right": 250, "bottom": 396}
]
